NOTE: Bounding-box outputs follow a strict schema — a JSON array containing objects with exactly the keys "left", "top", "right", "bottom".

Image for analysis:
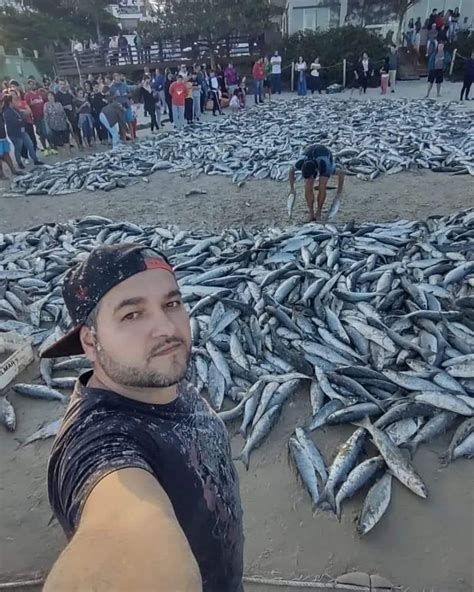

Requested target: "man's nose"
[{"left": 149, "top": 309, "right": 177, "bottom": 338}]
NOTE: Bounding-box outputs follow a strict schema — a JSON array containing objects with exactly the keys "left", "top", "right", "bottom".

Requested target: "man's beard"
[{"left": 95, "top": 338, "right": 191, "bottom": 389}]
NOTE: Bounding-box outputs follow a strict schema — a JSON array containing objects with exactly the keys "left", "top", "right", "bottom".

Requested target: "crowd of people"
[
  {"left": 1, "top": 27, "right": 473, "bottom": 178},
  {"left": 404, "top": 7, "right": 471, "bottom": 52}
]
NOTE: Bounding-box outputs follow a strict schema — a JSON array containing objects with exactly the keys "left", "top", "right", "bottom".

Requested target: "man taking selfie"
[{"left": 42, "top": 244, "right": 243, "bottom": 592}]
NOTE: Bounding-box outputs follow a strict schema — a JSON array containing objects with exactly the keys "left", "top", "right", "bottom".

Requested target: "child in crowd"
[
  {"left": 237, "top": 77, "right": 247, "bottom": 108},
  {"left": 230, "top": 89, "right": 240, "bottom": 114}
]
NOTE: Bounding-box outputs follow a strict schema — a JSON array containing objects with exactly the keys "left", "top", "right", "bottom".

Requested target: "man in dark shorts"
[
  {"left": 41, "top": 244, "right": 243, "bottom": 592},
  {"left": 288, "top": 144, "right": 345, "bottom": 222},
  {"left": 426, "top": 42, "right": 445, "bottom": 98}
]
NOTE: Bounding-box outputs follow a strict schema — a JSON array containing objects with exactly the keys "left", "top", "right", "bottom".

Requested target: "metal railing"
[{"left": 54, "top": 37, "right": 259, "bottom": 73}]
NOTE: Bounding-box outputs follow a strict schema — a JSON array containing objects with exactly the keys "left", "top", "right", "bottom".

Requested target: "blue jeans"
[
  {"left": 11, "top": 132, "right": 38, "bottom": 166},
  {"left": 297, "top": 73, "right": 307, "bottom": 96},
  {"left": 172, "top": 105, "right": 185, "bottom": 130},
  {"left": 78, "top": 113, "right": 94, "bottom": 145},
  {"left": 99, "top": 112, "right": 119, "bottom": 148},
  {"left": 254, "top": 79, "right": 263, "bottom": 103},
  {"left": 272, "top": 73, "right": 281, "bottom": 93}
]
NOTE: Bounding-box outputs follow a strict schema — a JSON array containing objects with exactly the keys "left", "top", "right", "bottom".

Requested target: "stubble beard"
[{"left": 95, "top": 338, "right": 192, "bottom": 388}]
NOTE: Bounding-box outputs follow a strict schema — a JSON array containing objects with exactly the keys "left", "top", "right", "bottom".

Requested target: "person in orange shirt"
[
  {"left": 252, "top": 58, "right": 265, "bottom": 104},
  {"left": 169, "top": 75, "right": 187, "bottom": 130}
]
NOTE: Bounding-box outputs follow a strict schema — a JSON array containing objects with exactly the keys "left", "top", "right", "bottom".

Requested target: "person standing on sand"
[
  {"left": 44, "top": 91, "right": 72, "bottom": 157},
  {"left": 386, "top": 46, "right": 398, "bottom": 93},
  {"left": 40, "top": 244, "right": 243, "bottom": 592},
  {"left": 271, "top": 50, "right": 282, "bottom": 94},
  {"left": 169, "top": 74, "right": 187, "bottom": 129},
  {"left": 426, "top": 42, "right": 445, "bottom": 98},
  {"left": 354, "top": 52, "right": 373, "bottom": 95},
  {"left": 288, "top": 144, "right": 345, "bottom": 222},
  {"left": 309, "top": 57, "right": 322, "bottom": 94},
  {"left": 460, "top": 51, "right": 474, "bottom": 101},
  {"left": 0, "top": 93, "right": 20, "bottom": 178},
  {"left": 252, "top": 57, "right": 265, "bottom": 104},
  {"left": 295, "top": 56, "right": 307, "bottom": 96}
]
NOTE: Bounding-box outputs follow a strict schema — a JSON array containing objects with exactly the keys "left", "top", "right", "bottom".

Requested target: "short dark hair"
[{"left": 301, "top": 160, "right": 317, "bottom": 179}]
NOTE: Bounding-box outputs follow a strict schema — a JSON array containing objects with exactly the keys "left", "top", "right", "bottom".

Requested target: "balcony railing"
[{"left": 54, "top": 37, "right": 260, "bottom": 74}]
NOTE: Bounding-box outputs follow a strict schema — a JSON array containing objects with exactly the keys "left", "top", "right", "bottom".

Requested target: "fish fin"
[
  {"left": 400, "top": 441, "right": 418, "bottom": 459},
  {"left": 351, "top": 417, "right": 372, "bottom": 429}
]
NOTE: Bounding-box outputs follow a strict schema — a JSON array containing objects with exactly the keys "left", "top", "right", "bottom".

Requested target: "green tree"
[
  {"left": 393, "top": 0, "right": 420, "bottom": 43},
  {"left": 281, "top": 26, "right": 387, "bottom": 85},
  {"left": 156, "top": 0, "right": 274, "bottom": 67},
  {"left": 0, "top": 0, "right": 117, "bottom": 55}
]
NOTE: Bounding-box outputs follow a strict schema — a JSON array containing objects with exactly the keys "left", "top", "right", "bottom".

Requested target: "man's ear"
[{"left": 80, "top": 325, "right": 97, "bottom": 363}]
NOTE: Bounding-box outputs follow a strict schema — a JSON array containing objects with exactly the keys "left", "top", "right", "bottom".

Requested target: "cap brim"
[{"left": 40, "top": 325, "right": 84, "bottom": 358}]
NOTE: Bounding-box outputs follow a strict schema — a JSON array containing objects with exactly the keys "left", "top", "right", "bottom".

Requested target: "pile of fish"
[
  {"left": 1, "top": 210, "right": 474, "bottom": 536},
  {"left": 7, "top": 98, "right": 474, "bottom": 197}
]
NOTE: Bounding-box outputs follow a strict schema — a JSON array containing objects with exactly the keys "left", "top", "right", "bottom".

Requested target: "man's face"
[
  {"left": 59, "top": 81, "right": 67, "bottom": 92},
  {"left": 114, "top": 73, "right": 120, "bottom": 83},
  {"left": 28, "top": 80, "right": 36, "bottom": 91},
  {"left": 82, "top": 269, "right": 191, "bottom": 389}
]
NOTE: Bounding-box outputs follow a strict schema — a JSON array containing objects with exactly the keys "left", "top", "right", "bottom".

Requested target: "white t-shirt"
[
  {"left": 362, "top": 58, "right": 369, "bottom": 73},
  {"left": 230, "top": 95, "right": 240, "bottom": 109},
  {"left": 210, "top": 76, "right": 219, "bottom": 91},
  {"left": 270, "top": 55, "right": 282, "bottom": 75},
  {"left": 310, "top": 62, "right": 321, "bottom": 76},
  {"left": 295, "top": 62, "right": 307, "bottom": 72}
]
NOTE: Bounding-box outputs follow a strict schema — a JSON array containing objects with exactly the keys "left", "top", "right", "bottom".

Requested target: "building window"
[{"left": 292, "top": 5, "right": 330, "bottom": 32}]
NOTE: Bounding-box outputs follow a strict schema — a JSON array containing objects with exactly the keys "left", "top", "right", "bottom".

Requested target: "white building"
[
  {"left": 282, "top": 0, "right": 474, "bottom": 36},
  {"left": 106, "top": 0, "right": 155, "bottom": 32}
]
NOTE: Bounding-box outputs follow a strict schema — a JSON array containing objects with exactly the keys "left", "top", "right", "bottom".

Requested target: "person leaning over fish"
[
  {"left": 288, "top": 144, "right": 345, "bottom": 222},
  {"left": 40, "top": 244, "right": 244, "bottom": 592}
]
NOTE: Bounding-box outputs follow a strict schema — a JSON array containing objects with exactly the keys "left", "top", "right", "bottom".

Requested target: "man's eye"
[
  {"left": 167, "top": 300, "right": 181, "bottom": 308},
  {"left": 122, "top": 311, "right": 141, "bottom": 321}
]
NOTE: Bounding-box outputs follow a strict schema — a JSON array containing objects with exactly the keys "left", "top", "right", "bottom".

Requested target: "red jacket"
[
  {"left": 169, "top": 81, "right": 187, "bottom": 107},
  {"left": 252, "top": 62, "right": 265, "bottom": 80}
]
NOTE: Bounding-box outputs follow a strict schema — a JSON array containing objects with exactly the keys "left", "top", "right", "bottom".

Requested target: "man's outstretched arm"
[{"left": 44, "top": 468, "right": 202, "bottom": 592}]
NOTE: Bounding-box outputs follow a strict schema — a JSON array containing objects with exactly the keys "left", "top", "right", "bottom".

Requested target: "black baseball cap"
[{"left": 41, "top": 244, "right": 174, "bottom": 359}]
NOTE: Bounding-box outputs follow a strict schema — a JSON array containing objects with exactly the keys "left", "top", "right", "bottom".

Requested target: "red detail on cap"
[
  {"left": 144, "top": 259, "right": 174, "bottom": 273},
  {"left": 77, "top": 286, "right": 88, "bottom": 301}
]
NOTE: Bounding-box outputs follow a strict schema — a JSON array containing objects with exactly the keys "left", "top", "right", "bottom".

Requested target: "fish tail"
[
  {"left": 239, "top": 449, "right": 250, "bottom": 470},
  {"left": 318, "top": 486, "right": 335, "bottom": 512},
  {"left": 335, "top": 499, "right": 342, "bottom": 521}
]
